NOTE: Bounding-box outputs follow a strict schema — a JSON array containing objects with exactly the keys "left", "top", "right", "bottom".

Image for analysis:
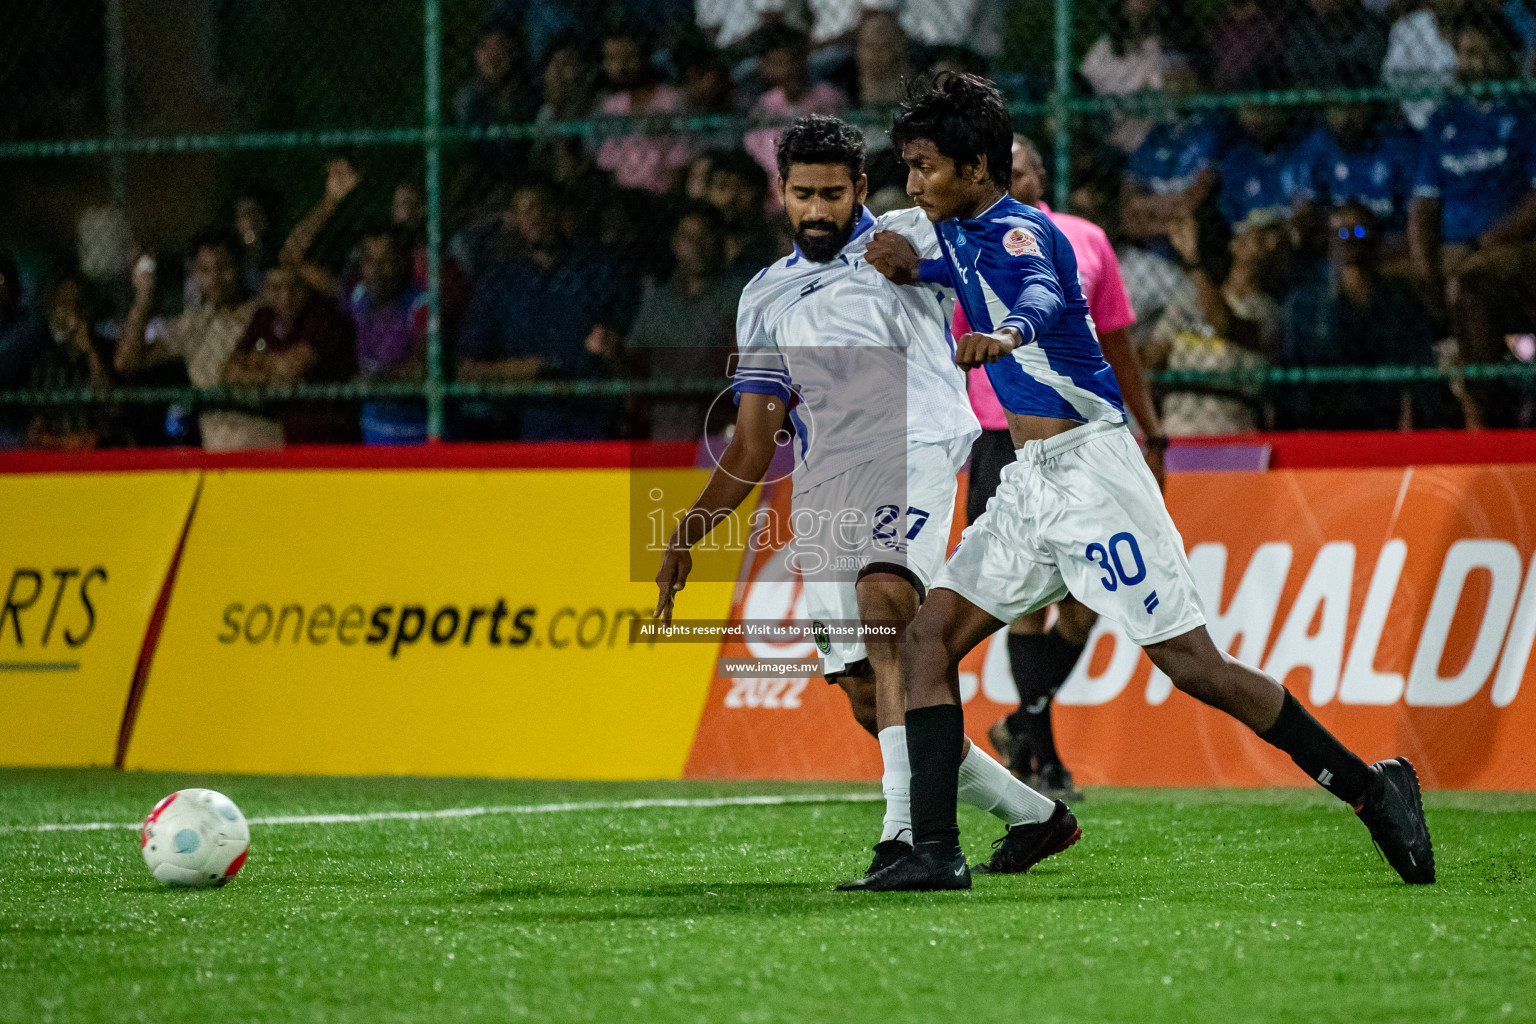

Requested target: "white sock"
[
  {"left": 877, "top": 726, "right": 912, "bottom": 844},
  {"left": 958, "top": 743, "right": 1055, "bottom": 826}
]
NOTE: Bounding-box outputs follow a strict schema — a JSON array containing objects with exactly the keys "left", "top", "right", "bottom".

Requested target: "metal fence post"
[
  {"left": 423, "top": 0, "right": 445, "bottom": 441},
  {"left": 1052, "top": 0, "right": 1072, "bottom": 211}
]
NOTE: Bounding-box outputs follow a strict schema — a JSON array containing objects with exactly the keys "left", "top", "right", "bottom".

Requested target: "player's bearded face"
[
  {"left": 783, "top": 164, "right": 868, "bottom": 263},
  {"left": 793, "top": 208, "right": 858, "bottom": 262}
]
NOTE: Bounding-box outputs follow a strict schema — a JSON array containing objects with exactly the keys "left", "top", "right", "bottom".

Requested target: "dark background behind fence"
[{"left": 2, "top": 0, "right": 1535, "bottom": 450}]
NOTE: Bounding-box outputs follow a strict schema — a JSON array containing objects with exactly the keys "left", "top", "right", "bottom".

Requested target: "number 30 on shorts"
[{"left": 1085, "top": 532, "right": 1146, "bottom": 591}]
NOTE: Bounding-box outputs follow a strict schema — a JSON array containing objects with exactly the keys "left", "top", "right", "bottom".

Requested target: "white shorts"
[
  {"left": 934, "top": 420, "right": 1206, "bottom": 646},
  {"left": 793, "top": 438, "right": 968, "bottom": 676}
]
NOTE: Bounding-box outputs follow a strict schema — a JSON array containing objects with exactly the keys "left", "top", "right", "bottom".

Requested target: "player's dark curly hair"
[
  {"left": 889, "top": 72, "right": 1012, "bottom": 189},
  {"left": 775, "top": 114, "right": 866, "bottom": 184}
]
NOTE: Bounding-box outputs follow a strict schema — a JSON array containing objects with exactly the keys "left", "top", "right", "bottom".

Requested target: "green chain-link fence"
[{"left": 2, "top": 0, "right": 1534, "bottom": 446}]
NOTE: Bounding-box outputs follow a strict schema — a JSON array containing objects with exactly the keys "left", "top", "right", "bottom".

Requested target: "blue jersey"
[
  {"left": 1218, "top": 135, "right": 1310, "bottom": 226},
  {"left": 1294, "top": 126, "right": 1419, "bottom": 233},
  {"left": 917, "top": 195, "right": 1124, "bottom": 424},
  {"left": 1126, "top": 115, "right": 1224, "bottom": 195},
  {"left": 1413, "top": 98, "right": 1536, "bottom": 245}
]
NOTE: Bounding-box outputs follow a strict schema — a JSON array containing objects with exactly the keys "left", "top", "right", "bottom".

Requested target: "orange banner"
[{"left": 685, "top": 466, "right": 1536, "bottom": 789}]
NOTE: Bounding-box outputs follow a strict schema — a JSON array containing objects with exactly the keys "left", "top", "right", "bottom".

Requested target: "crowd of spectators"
[{"left": 1, "top": 0, "right": 1534, "bottom": 451}]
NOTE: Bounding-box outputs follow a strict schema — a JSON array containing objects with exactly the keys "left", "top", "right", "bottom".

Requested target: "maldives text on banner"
[
  {"left": 0, "top": 471, "right": 199, "bottom": 766},
  {"left": 685, "top": 466, "right": 1536, "bottom": 790},
  {"left": 125, "top": 468, "right": 741, "bottom": 779}
]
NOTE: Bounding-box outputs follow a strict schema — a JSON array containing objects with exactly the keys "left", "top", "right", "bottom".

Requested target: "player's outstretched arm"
[{"left": 655, "top": 392, "right": 787, "bottom": 623}]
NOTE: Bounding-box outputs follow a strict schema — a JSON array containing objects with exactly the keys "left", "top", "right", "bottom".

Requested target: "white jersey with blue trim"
[
  {"left": 732, "top": 206, "right": 980, "bottom": 493},
  {"left": 918, "top": 193, "right": 1125, "bottom": 424}
]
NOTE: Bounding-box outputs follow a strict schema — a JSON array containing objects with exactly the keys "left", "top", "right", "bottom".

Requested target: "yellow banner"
[
  {"left": 125, "top": 468, "right": 739, "bottom": 778},
  {"left": 0, "top": 471, "right": 199, "bottom": 766}
]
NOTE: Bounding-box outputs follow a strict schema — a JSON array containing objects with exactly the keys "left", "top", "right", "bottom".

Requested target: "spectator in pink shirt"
[
  {"left": 743, "top": 26, "right": 848, "bottom": 207},
  {"left": 965, "top": 134, "right": 1167, "bottom": 801},
  {"left": 593, "top": 24, "right": 694, "bottom": 194}
]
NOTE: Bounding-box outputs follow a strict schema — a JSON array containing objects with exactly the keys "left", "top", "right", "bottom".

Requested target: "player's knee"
[
  {"left": 855, "top": 573, "right": 920, "bottom": 623},
  {"left": 1148, "top": 627, "right": 1228, "bottom": 700},
  {"left": 901, "top": 612, "right": 956, "bottom": 671}
]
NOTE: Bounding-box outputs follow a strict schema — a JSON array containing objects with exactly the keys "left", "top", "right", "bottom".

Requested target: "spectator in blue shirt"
[
  {"left": 1120, "top": 56, "right": 1224, "bottom": 257},
  {"left": 1409, "top": 15, "right": 1536, "bottom": 425},
  {"left": 455, "top": 180, "right": 640, "bottom": 441},
  {"left": 1295, "top": 104, "right": 1419, "bottom": 260},
  {"left": 1217, "top": 104, "right": 1313, "bottom": 230}
]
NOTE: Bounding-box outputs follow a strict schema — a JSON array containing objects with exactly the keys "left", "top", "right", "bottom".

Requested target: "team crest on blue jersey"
[{"left": 1002, "top": 227, "right": 1041, "bottom": 258}]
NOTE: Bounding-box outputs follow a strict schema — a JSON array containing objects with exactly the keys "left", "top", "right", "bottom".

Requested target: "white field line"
[{"left": 0, "top": 791, "right": 882, "bottom": 835}]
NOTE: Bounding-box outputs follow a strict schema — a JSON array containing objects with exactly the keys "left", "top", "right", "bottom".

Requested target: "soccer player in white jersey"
[
  {"left": 655, "top": 115, "right": 1082, "bottom": 885},
  {"left": 854, "top": 73, "right": 1434, "bottom": 892}
]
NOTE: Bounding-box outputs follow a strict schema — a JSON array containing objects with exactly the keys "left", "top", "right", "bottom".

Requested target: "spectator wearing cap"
[
  {"left": 593, "top": 23, "right": 694, "bottom": 195},
  {"left": 1281, "top": 201, "right": 1452, "bottom": 429},
  {"left": 1286, "top": 0, "right": 1390, "bottom": 88},
  {"left": 350, "top": 228, "right": 429, "bottom": 446},
  {"left": 1410, "top": 14, "right": 1536, "bottom": 426},
  {"left": 116, "top": 231, "right": 262, "bottom": 452},
  {"left": 742, "top": 26, "right": 848, "bottom": 206},
  {"left": 455, "top": 180, "right": 640, "bottom": 441},
  {"left": 628, "top": 204, "right": 747, "bottom": 441}
]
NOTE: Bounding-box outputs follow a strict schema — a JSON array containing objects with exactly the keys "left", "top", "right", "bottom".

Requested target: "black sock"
[
  {"left": 1259, "top": 691, "right": 1373, "bottom": 806},
  {"left": 905, "top": 704, "right": 966, "bottom": 855},
  {"left": 1004, "top": 631, "right": 1085, "bottom": 771}
]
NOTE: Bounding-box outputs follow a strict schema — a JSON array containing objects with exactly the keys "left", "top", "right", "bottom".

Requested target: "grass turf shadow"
[{"left": 468, "top": 878, "right": 1079, "bottom": 922}]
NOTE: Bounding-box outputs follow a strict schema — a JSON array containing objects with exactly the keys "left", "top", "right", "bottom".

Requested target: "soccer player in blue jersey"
[
  {"left": 856, "top": 72, "right": 1435, "bottom": 892},
  {"left": 656, "top": 115, "right": 1082, "bottom": 885}
]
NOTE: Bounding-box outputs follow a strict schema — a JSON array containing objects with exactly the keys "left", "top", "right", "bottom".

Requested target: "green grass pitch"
[{"left": 2, "top": 770, "right": 1533, "bottom": 1023}]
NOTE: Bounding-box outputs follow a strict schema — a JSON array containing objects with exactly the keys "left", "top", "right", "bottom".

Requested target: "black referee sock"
[
  {"left": 905, "top": 703, "right": 966, "bottom": 856},
  {"left": 1004, "top": 631, "right": 1086, "bottom": 771},
  {"left": 1259, "top": 691, "right": 1373, "bottom": 807}
]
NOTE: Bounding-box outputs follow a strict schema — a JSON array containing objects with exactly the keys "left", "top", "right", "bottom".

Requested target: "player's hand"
[
  {"left": 585, "top": 323, "right": 619, "bottom": 357},
  {"left": 655, "top": 545, "right": 692, "bottom": 625},
  {"left": 953, "top": 329, "right": 1020, "bottom": 370},
  {"left": 325, "top": 158, "right": 361, "bottom": 202},
  {"left": 864, "top": 230, "right": 920, "bottom": 285},
  {"left": 130, "top": 252, "right": 156, "bottom": 308}
]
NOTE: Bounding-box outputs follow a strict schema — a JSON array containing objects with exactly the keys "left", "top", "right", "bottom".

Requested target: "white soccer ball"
[{"left": 140, "top": 789, "right": 250, "bottom": 889}]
